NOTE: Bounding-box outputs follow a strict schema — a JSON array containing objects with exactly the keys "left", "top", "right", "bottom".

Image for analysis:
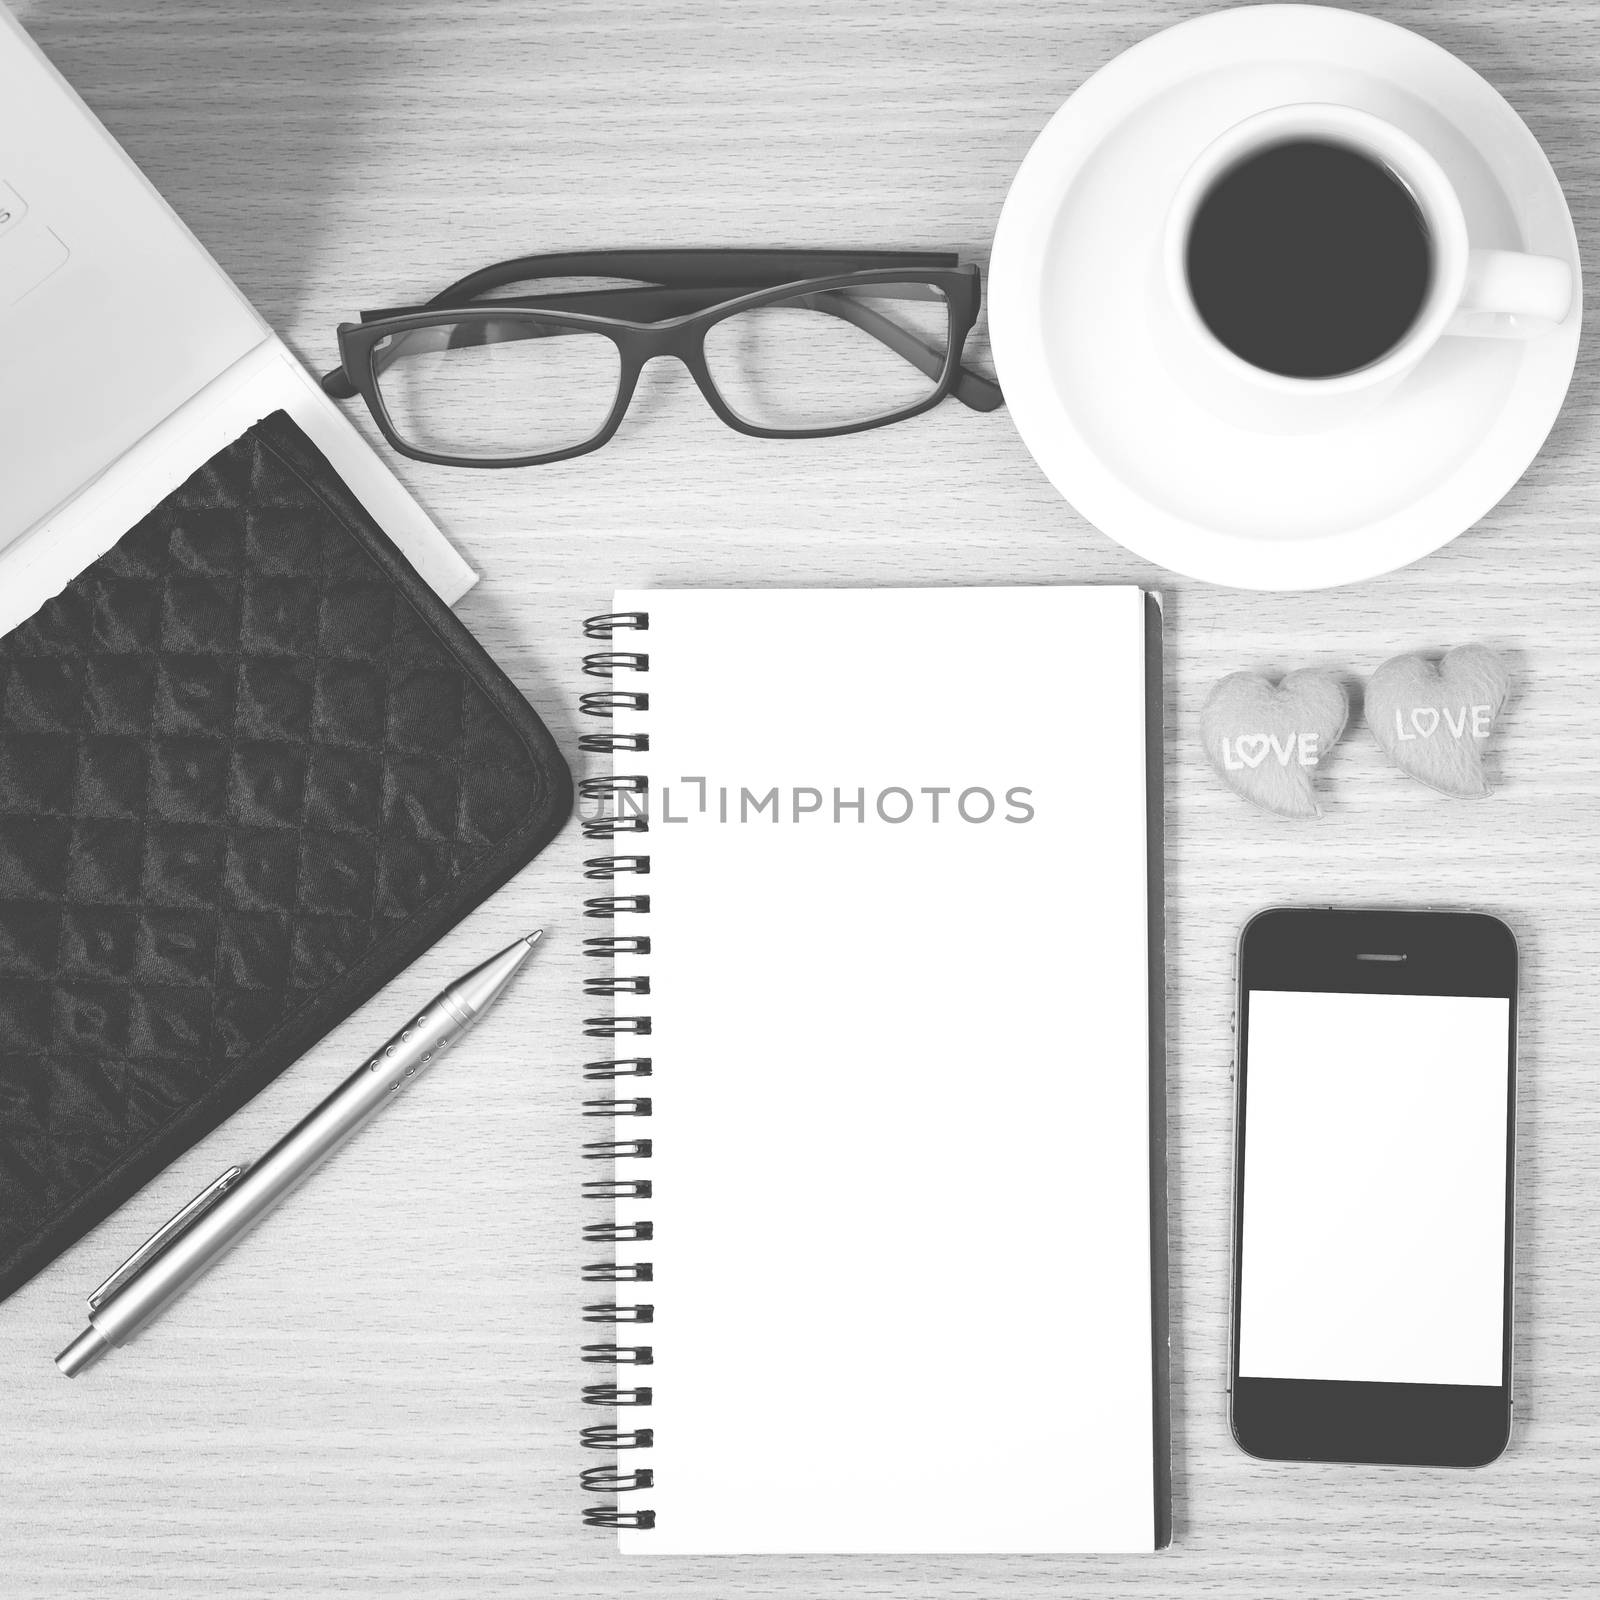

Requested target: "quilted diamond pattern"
[{"left": 0, "top": 413, "right": 570, "bottom": 1297}]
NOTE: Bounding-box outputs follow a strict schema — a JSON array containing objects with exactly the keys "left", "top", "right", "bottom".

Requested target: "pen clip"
[{"left": 88, "top": 1163, "right": 250, "bottom": 1309}]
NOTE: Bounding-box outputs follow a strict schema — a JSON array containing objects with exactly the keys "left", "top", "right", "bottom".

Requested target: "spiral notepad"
[{"left": 576, "top": 587, "right": 1168, "bottom": 1554}]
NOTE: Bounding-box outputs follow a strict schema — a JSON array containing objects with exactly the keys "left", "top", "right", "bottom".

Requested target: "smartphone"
[{"left": 1229, "top": 907, "right": 1518, "bottom": 1468}]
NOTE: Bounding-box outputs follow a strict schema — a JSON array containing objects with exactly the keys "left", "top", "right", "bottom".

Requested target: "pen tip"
[{"left": 525, "top": 930, "right": 543, "bottom": 946}]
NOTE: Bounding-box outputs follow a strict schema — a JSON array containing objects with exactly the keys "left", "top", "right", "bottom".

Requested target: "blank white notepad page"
[{"left": 608, "top": 587, "right": 1158, "bottom": 1554}]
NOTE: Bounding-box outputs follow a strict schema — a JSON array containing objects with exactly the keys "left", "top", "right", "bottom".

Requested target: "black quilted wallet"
[{"left": 0, "top": 412, "right": 572, "bottom": 1303}]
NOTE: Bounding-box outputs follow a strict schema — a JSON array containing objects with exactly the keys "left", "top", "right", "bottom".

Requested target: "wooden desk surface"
[{"left": 4, "top": 1, "right": 1598, "bottom": 1594}]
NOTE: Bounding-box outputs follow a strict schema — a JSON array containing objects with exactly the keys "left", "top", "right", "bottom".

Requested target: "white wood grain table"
[{"left": 4, "top": 1, "right": 1598, "bottom": 1595}]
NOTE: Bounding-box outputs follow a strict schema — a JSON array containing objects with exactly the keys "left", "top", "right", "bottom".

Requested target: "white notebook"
[{"left": 580, "top": 587, "right": 1168, "bottom": 1554}]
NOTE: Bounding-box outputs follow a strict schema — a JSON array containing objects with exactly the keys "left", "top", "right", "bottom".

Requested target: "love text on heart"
[
  {"left": 1221, "top": 732, "right": 1321, "bottom": 771},
  {"left": 1393, "top": 705, "right": 1493, "bottom": 742}
]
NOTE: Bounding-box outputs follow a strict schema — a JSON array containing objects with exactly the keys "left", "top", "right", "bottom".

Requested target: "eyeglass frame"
[{"left": 321, "top": 248, "right": 1002, "bottom": 468}]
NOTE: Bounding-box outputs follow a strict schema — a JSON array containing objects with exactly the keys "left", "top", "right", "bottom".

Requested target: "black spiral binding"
[{"left": 579, "top": 610, "right": 656, "bottom": 1533}]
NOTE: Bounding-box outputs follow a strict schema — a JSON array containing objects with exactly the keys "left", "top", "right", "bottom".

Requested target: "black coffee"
[{"left": 1185, "top": 139, "right": 1432, "bottom": 379}]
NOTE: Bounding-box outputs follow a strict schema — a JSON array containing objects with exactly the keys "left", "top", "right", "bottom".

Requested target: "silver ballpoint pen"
[{"left": 55, "top": 931, "right": 543, "bottom": 1377}]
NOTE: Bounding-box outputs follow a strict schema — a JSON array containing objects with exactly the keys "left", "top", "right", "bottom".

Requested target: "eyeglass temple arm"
[
  {"left": 323, "top": 366, "right": 359, "bottom": 399},
  {"left": 439, "top": 285, "right": 1002, "bottom": 412},
  {"left": 428, "top": 248, "right": 966, "bottom": 298},
  {"left": 322, "top": 251, "right": 981, "bottom": 400},
  {"left": 325, "top": 288, "right": 736, "bottom": 395},
  {"left": 323, "top": 282, "right": 1002, "bottom": 411}
]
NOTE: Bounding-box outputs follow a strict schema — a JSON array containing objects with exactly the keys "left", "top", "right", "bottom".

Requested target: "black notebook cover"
[{"left": 0, "top": 412, "right": 572, "bottom": 1303}]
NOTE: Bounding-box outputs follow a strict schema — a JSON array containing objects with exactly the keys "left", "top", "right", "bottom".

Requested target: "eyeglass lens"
[
  {"left": 702, "top": 280, "right": 952, "bottom": 430},
  {"left": 372, "top": 318, "right": 623, "bottom": 461}
]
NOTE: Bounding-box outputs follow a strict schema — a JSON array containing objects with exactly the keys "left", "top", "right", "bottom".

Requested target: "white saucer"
[{"left": 989, "top": 5, "right": 1582, "bottom": 590}]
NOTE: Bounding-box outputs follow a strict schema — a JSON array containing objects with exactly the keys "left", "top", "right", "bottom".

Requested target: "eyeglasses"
[{"left": 320, "top": 249, "right": 1002, "bottom": 467}]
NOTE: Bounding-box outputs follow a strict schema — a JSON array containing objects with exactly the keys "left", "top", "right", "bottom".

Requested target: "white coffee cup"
[{"left": 1158, "top": 103, "right": 1575, "bottom": 434}]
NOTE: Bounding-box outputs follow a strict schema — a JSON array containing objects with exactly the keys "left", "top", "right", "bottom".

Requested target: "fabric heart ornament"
[
  {"left": 1199, "top": 670, "right": 1349, "bottom": 818},
  {"left": 1367, "top": 645, "right": 1510, "bottom": 797}
]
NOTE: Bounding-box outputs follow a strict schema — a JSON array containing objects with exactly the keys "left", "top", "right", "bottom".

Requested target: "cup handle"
[{"left": 1448, "top": 249, "right": 1575, "bottom": 338}]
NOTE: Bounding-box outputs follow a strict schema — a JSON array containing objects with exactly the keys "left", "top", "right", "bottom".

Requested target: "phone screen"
[{"left": 1238, "top": 988, "right": 1512, "bottom": 1387}]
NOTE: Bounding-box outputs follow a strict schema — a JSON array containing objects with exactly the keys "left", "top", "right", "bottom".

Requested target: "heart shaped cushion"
[
  {"left": 1367, "top": 645, "right": 1510, "bottom": 798},
  {"left": 1199, "top": 670, "right": 1349, "bottom": 818}
]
